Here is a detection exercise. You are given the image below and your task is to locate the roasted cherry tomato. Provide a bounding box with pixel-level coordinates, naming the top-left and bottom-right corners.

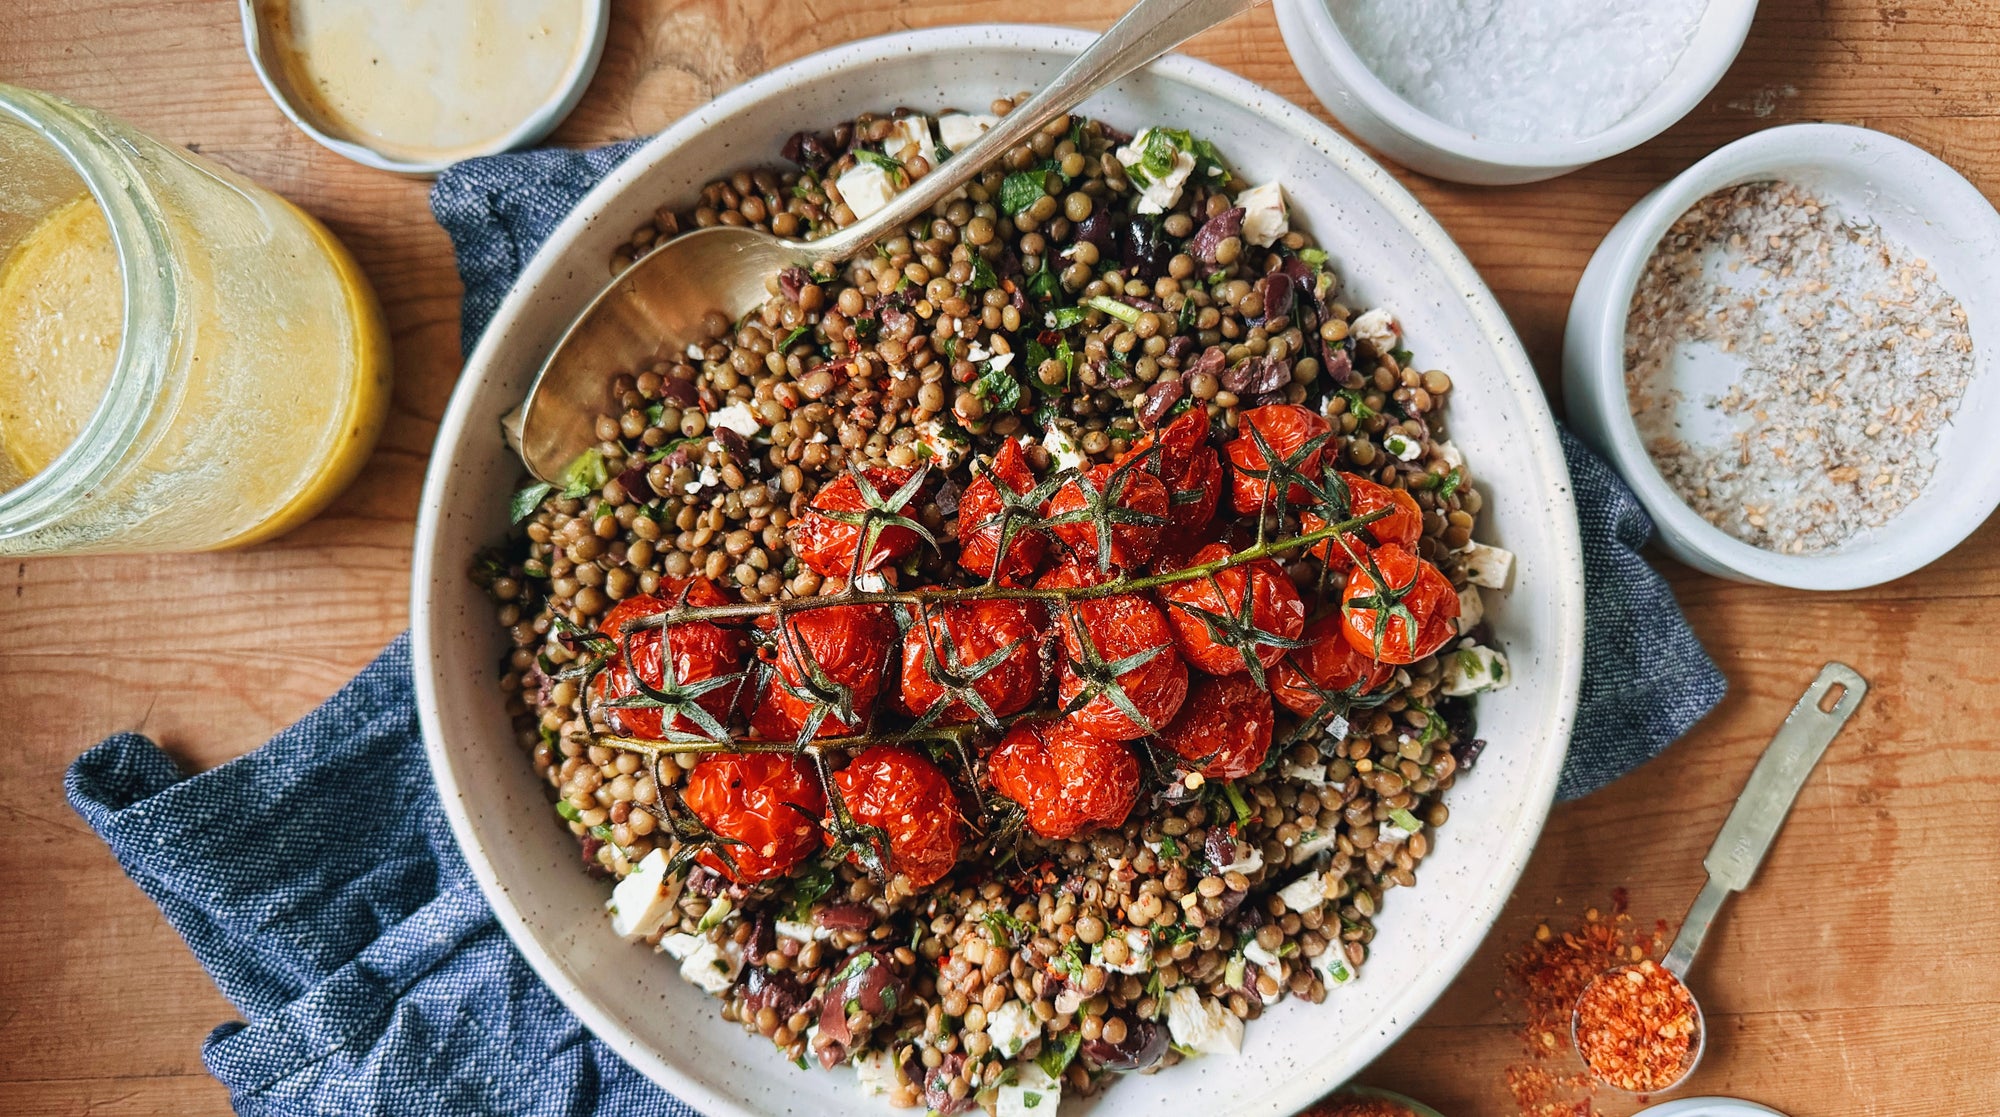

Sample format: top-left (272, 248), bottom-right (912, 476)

top-left (1116, 406), bottom-right (1220, 536)
top-left (1157, 673), bottom-right (1275, 780)
top-left (682, 751), bottom-right (826, 884)
top-left (1270, 613), bottom-right (1396, 717)
top-left (1224, 403), bottom-right (1332, 514)
top-left (828, 745), bottom-right (964, 887)
top-left (987, 718), bottom-right (1141, 840)
top-left (956, 438), bottom-right (1047, 583)
top-left (1156, 542), bottom-right (1307, 676)
top-left (1039, 562), bottom-right (1189, 742)
top-left (1301, 472), bottom-right (1424, 572)
top-left (589, 581), bottom-right (746, 739)
top-left (1340, 544), bottom-right (1460, 665)
top-left (750, 604), bottom-right (896, 739)
top-left (790, 465), bottom-right (928, 578)
top-left (900, 599), bottom-right (1045, 724)
top-left (1045, 461), bottom-right (1171, 573)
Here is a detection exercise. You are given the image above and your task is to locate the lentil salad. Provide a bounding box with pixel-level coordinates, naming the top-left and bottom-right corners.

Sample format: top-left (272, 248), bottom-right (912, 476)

top-left (475, 98), bottom-right (1518, 1113)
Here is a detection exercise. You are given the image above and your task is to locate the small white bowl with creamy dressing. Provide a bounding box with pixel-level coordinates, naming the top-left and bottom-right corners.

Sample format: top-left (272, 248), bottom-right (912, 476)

top-left (1563, 123), bottom-right (2000, 589)
top-left (241, 0), bottom-right (609, 176)
top-left (1273, 0), bottom-right (1758, 185)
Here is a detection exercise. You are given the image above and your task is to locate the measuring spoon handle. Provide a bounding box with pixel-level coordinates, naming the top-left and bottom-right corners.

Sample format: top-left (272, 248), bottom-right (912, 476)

top-left (1663, 662), bottom-right (1867, 976)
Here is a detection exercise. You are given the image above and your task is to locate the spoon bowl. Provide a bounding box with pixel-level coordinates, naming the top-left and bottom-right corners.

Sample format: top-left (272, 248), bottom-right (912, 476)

top-left (1571, 961), bottom-right (1707, 1095)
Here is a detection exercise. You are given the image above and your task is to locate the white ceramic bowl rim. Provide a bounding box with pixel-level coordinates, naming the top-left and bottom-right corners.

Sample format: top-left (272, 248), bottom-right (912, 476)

top-left (236, 0), bottom-right (610, 176)
top-left (413, 24), bottom-right (1585, 1116)
top-left (1574, 122), bottom-right (2000, 589)
top-left (1285, 0), bottom-right (1759, 167)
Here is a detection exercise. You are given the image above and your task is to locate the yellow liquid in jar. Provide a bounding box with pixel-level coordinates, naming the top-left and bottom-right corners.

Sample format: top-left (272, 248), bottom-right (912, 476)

top-left (0, 194), bottom-right (122, 485)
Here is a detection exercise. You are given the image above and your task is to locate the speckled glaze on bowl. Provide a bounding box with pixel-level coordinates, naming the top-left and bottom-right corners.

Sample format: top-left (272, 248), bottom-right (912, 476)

top-left (411, 25), bottom-right (1584, 1117)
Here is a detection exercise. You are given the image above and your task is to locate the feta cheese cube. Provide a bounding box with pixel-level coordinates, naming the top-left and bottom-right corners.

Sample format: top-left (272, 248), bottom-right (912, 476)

top-left (1277, 872), bottom-right (1327, 913)
top-left (917, 418), bottom-right (969, 469)
top-left (1457, 584), bottom-right (1485, 631)
top-left (1281, 761), bottom-right (1327, 785)
top-left (986, 999), bottom-right (1038, 1059)
top-left (1437, 440), bottom-right (1464, 469)
top-left (1042, 422), bottom-right (1086, 471)
top-left (1093, 927), bottom-right (1153, 975)
top-left (660, 932), bottom-right (702, 960)
top-left (937, 112), bottom-right (998, 154)
top-left (1114, 129), bottom-right (1196, 215)
top-left (1230, 845), bottom-right (1265, 876)
top-left (884, 115), bottom-right (935, 165)
top-left (1383, 431), bottom-right (1423, 461)
top-left (1236, 181), bottom-right (1289, 247)
top-left (1315, 944), bottom-right (1357, 988)
top-left (679, 936), bottom-right (744, 994)
top-left (1291, 828), bottom-right (1337, 865)
top-left (1459, 541), bottom-right (1515, 589)
top-left (853, 1048), bottom-right (899, 1097)
top-left (607, 848), bottom-right (682, 940)
top-left (707, 400), bottom-right (761, 437)
top-left (834, 161), bottom-right (897, 221)
top-left (1166, 987), bottom-right (1244, 1055)
top-left (1443, 643), bottom-right (1512, 696)
top-left (1351, 308), bottom-right (1399, 355)
top-left (995, 1063), bottom-right (1061, 1117)
top-left (986, 351), bottom-right (1015, 372)
top-left (1243, 939), bottom-right (1286, 996)
top-left (774, 920), bottom-right (816, 944)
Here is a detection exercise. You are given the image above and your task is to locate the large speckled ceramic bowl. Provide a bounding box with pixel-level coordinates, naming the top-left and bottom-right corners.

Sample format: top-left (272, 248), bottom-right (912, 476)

top-left (412, 25), bottom-right (1584, 1117)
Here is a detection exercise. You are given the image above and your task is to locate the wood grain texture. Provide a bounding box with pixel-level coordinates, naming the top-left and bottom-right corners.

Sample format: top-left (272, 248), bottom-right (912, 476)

top-left (3, 1), bottom-right (1997, 1114)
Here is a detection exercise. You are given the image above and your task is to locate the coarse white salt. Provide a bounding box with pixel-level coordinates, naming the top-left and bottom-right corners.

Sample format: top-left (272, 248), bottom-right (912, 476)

top-left (1332, 0), bottom-right (1711, 143)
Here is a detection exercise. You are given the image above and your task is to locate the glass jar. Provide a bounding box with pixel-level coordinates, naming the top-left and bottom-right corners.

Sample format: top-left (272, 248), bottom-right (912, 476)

top-left (0, 84), bottom-right (391, 555)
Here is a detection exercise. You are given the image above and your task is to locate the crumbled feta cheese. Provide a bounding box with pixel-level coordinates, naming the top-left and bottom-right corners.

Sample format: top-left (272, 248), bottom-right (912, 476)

top-left (1230, 845), bottom-right (1265, 876)
top-left (1437, 440), bottom-right (1464, 469)
top-left (995, 1063), bottom-right (1061, 1117)
top-left (1457, 584), bottom-right (1485, 631)
top-left (986, 351), bottom-right (1015, 372)
top-left (1114, 129), bottom-right (1197, 215)
top-left (660, 932), bottom-right (704, 961)
top-left (1093, 927), bottom-right (1153, 975)
top-left (1043, 423), bottom-right (1086, 471)
top-left (1281, 761), bottom-right (1327, 785)
top-left (917, 418), bottom-right (969, 469)
top-left (834, 161), bottom-right (897, 220)
top-left (1315, 944), bottom-right (1357, 987)
top-left (937, 113), bottom-right (998, 154)
top-left (1380, 821), bottom-right (1414, 843)
top-left (1243, 939), bottom-right (1286, 995)
top-left (1291, 828), bottom-right (1337, 865)
top-left (607, 848), bottom-right (680, 940)
top-left (986, 1000), bottom-right (1037, 1058)
top-left (1277, 872), bottom-right (1327, 913)
top-left (708, 401), bottom-right (761, 437)
top-left (685, 464), bottom-right (720, 494)
top-left (685, 343), bottom-right (706, 360)
top-left (1166, 987), bottom-right (1244, 1055)
top-left (884, 115), bottom-right (935, 165)
top-left (854, 1048), bottom-right (899, 1097)
top-left (1443, 643), bottom-right (1512, 696)
top-left (966, 343), bottom-right (991, 362)
top-left (1383, 432), bottom-right (1423, 461)
top-left (1459, 541), bottom-right (1515, 589)
top-left (1351, 308), bottom-right (1400, 354)
top-left (1236, 181), bottom-right (1288, 247)
top-left (775, 920), bottom-right (816, 944)
top-left (679, 936), bottom-right (744, 994)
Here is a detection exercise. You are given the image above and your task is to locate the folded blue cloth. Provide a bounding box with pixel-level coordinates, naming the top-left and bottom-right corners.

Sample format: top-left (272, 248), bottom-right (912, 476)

top-left (65, 139), bottom-right (1723, 1117)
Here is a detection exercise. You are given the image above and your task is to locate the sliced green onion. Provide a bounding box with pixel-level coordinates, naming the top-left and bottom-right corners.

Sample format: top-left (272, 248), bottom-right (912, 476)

top-left (554, 800), bottom-right (583, 823)
top-left (1388, 808), bottom-right (1423, 834)
top-left (696, 896), bottom-right (733, 932)
top-left (1082, 295), bottom-right (1143, 325)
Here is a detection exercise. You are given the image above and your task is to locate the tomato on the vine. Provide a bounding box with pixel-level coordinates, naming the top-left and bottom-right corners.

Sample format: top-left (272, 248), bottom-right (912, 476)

top-left (987, 718), bottom-right (1141, 840)
top-left (1040, 563), bottom-right (1189, 742)
top-left (750, 604), bottom-right (896, 739)
top-left (589, 581), bottom-right (746, 739)
top-left (956, 437), bottom-right (1047, 583)
top-left (681, 751), bottom-right (826, 884)
top-left (1045, 461), bottom-right (1171, 573)
top-left (1270, 613), bottom-right (1396, 717)
top-left (1116, 406), bottom-right (1220, 536)
top-left (790, 465), bottom-right (928, 578)
top-left (1340, 544), bottom-right (1460, 665)
top-left (1156, 542), bottom-right (1307, 676)
top-left (1157, 673), bottom-right (1275, 780)
top-left (1301, 472), bottom-right (1424, 572)
top-left (828, 745), bottom-right (964, 888)
top-left (899, 599), bottom-right (1045, 724)
top-left (1224, 403), bottom-right (1332, 514)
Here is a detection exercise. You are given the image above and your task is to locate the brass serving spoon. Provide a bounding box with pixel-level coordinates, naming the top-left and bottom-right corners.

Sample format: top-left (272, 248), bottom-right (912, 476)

top-left (512, 0), bottom-right (1268, 482)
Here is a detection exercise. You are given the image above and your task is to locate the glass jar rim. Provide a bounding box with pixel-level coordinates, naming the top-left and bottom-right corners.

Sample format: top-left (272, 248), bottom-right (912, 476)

top-left (0, 84), bottom-right (179, 538)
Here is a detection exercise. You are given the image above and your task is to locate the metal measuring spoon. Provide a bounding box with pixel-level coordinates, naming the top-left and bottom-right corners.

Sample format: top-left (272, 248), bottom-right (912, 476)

top-left (1572, 662), bottom-right (1868, 1094)
top-left (512, 0), bottom-right (1268, 482)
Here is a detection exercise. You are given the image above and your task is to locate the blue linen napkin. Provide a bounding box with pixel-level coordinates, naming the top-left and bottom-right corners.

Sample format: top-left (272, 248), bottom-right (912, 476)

top-left (63, 139), bottom-right (1723, 1117)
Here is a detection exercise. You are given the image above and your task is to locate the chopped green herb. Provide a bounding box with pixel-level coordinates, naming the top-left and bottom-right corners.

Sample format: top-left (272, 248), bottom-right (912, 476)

top-left (557, 448), bottom-right (609, 500)
top-left (783, 859), bottom-right (836, 921)
top-left (983, 908), bottom-right (1035, 945)
top-left (1390, 346), bottom-right (1414, 367)
top-left (1298, 246), bottom-right (1330, 268)
top-left (968, 254), bottom-right (1000, 292)
top-left (972, 360), bottom-right (1022, 411)
top-left (1417, 466), bottom-right (1464, 500)
top-left (554, 799), bottom-right (582, 823)
top-left (778, 324), bottom-right (812, 351)
top-left (1337, 389), bottom-right (1376, 420)
top-left (1157, 834), bottom-right (1182, 860)
top-left (1024, 265), bottom-right (1060, 302)
top-left (696, 896), bottom-right (733, 932)
top-left (644, 401), bottom-right (666, 425)
top-left (1278, 941), bottom-right (1298, 958)
top-left (1082, 294), bottom-right (1142, 325)
top-left (853, 148), bottom-right (903, 174)
top-left (509, 482), bottom-right (554, 524)
top-left (1046, 305), bottom-right (1088, 330)
top-left (1223, 781), bottom-right (1254, 825)
top-left (999, 170), bottom-right (1048, 215)
top-left (1035, 1029), bottom-right (1082, 1080)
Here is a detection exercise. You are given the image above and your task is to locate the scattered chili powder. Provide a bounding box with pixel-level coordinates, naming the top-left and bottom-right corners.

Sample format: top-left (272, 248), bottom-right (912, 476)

top-left (1496, 891), bottom-right (1670, 1117)
top-left (1573, 959), bottom-right (1700, 1092)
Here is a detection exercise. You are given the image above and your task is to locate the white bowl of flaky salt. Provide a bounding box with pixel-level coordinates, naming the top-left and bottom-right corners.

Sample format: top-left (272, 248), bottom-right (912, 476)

top-left (1564, 123), bottom-right (2000, 590)
top-left (1274, 0), bottom-right (1758, 185)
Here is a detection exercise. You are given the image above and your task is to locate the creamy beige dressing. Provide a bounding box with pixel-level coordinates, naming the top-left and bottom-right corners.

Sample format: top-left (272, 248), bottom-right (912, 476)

top-left (267, 0), bottom-right (588, 161)
top-left (0, 195), bottom-right (122, 484)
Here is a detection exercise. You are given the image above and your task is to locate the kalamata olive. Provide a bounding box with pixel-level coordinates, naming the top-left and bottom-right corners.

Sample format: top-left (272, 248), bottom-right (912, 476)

top-left (781, 129), bottom-right (838, 171)
top-left (1137, 377), bottom-right (1185, 428)
top-left (1073, 210), bottom-right (1113, 249)
top-left (1205, 826), bottom-right (1240, 871)
top-left (817, 947), bottom-right (906, 1057)
top-left (1258, 272), bottom-right (1296, 322)
top-left (659, 376), bottom-right (700, 408)
top-left (614, 462), bottom-right (656, 500)
top-left (742, 965), bottom-right (814, 1021)
top-left (1083, 1018), bottom-right (1169, 1071)
top-left (1165, 334), bottom-right (1196, 364)
top-left (1188, 207), bottom-right (1245, 263)
top-left (1116, 216), bottom-right (1172, 279)
top-left (777, 267), bottom-right (808, 302)
top-left (921, 1052), bottom-right (975, 1114)
top-left (1220, 352), bottom-right (1291, 396)
top-left (812, 902), bottom-right (876, 931)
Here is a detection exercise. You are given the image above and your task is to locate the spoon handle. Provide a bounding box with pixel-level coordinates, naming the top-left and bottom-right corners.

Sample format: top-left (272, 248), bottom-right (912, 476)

top-left (1663, 662), bottom-right (1867, 976)
top-left (806, 0), bottom-right (1268, 262)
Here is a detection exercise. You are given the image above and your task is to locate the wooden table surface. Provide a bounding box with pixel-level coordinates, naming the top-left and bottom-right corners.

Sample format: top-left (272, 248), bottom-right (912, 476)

top-left (4, 1), bottom-right (1997, 1114)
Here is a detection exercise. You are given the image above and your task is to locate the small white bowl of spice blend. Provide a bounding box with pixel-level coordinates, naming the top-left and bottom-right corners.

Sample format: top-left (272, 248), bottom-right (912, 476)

top-left (1274, 0), bottom-right (1758, 184)
top-left (1564, 123), bottom-right (2000, 589)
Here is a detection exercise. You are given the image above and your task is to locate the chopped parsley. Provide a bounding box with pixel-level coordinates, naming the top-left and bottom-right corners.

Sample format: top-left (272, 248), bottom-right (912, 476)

top-left (777, 324), bottom-right (813, 351)
top-left (853, 148), bottom-right (904, 175)
top-left (1337, 389), bottom-right (1376, 420)
top-left (509, 482), bottom-right (553, 524)
top-left (1046, 305), bottom-right (1089, 330)
top-left (557, 447), bottom-right (609, 499)
top-left (1417, 466), bottom-right (1464, 500)
top-left (983, 908), bottom-right (1036, 946)
top-left (968, 254), bottom-right (1000, 292)
top-left (1035, 1029), bottom-right (1082, 1080)
top-left (999, 169), bottom-right (1049, 215)
top-left (972, 359), bottom-right (1023, 411)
